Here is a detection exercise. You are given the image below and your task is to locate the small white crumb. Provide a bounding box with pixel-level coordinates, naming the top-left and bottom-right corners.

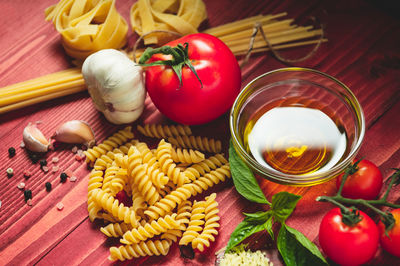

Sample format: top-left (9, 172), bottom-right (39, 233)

top-left (71, 146), bottom-right (78, 153)
top-left (52, 166), bottom-right (59, 173)
top-left (20, 141), bottom-right (25, 148)
top-left (52, 157), bottom-right (59, 163)
top-left (27, 199), bottom-right (33, 206)
top-left (56, 202), bottom-right (64, 210)
top-left (17, 182), bottom-right (25, 190)
top-left (69, 176), bottom-right (77, 182)
top-left (0, 199), bottom-right (2, 208)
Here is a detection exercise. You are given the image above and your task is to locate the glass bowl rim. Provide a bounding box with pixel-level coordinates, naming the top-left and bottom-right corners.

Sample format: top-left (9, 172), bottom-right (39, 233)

top-left (229, 67), bottom-right (366, 185)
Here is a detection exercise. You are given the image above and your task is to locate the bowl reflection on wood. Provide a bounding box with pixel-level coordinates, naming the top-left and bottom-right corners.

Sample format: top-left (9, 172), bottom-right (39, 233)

top-left (230, 67), bottom-right (365, 186)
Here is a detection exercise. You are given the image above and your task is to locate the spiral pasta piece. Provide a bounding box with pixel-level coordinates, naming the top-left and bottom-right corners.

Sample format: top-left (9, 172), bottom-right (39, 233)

top-left (144, 183), bottom-right (195, 220)
top-left (114, 153), bottom-right (129, 169)
top-left (171, 147), bottom-right (205, 164)
top-left (137, 124), bottom-right (192, 139)
top-left (102, 164), bottom-right (120, 193)
top-left (156, 139), bottom-right (189, 187)
top-left (110, 168), bottom-right (128, 195)
top-left (168, 135), bottom-right (222, 153)
top-left (45, 0), bottom-right (128, 60)
top-left (161, 200), bottom-right (192, 242)
top-left (146, 163), bottom-right (169, 189)
top-left (184, 154), bottom-right (228, 181)
top-left (93, 152), bottom-right (115, 171)
top-left (84, 126), bottom-right (134, 165)
top-left (179, 200), bottom-right (206, 246)
top-left (91, 188), bottom-right (138, 227)
top-left (121, 214), bottom-right (180, 244)
top-left (112, 139), bottom-right (139, 155)
top-left (134, 141), bottom-right (157, 166)
top-left (101, 222), bottom-right (133, 238)
top-left (88, 169), bottom-right (104, 221)
top-left (190, 164), bottom-right (231, 196)
top-left (131, 185), bottom-right (147, 217)
top-left (192, 193), bottom-right (220, 251)
top-left (109, 239), bottom-right (172, 261)
top-left (127, 146), bottom-right (160, 205)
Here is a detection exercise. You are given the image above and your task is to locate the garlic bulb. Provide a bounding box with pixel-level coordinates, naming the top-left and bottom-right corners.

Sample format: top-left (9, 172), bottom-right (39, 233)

top-left (82, 49), bottom-right (146, 124)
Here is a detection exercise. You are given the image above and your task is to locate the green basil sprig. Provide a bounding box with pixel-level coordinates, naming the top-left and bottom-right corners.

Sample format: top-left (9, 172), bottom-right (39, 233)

top-left (227, 140), bottom-right (328, 266)
top-left (229, 140), bottom-right (270, 204)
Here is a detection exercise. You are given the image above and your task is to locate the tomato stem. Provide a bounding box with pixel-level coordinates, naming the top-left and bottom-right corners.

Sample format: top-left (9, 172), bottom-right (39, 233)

top-left (317, 168), bottom-right (400, 230)
top-left (138, 43), bottom-right (203, 88)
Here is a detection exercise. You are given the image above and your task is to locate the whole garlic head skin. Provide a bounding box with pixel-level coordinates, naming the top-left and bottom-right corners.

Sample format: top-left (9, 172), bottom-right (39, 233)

top-left (82, 49), bottom-right (146, 124)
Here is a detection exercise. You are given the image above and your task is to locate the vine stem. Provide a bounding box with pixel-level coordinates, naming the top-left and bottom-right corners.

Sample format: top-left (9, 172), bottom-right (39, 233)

top-left (317, 195), bottom-right (400, 209)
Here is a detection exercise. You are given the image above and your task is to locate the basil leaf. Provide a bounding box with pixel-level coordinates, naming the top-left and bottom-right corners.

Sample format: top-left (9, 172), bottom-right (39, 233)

top-left (226, 211), bottom-right (271, 252)
top-left (243, 211), bottom-right (271, 223)
top-left (272, 192), bottom-right (301, 223)
top-left (277, 224), bottom-right (328, 266)
top-left (229, 140), bottom-right (270, 204)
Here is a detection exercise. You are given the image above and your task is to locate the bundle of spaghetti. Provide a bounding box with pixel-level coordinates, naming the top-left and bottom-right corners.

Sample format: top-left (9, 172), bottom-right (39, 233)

top-left (203, 12), bottom-right (327, 55)
top-left (0, 68), bottom-right (85, 115)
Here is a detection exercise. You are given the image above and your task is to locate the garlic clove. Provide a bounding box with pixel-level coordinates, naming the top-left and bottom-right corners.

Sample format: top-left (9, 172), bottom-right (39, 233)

top-left (23, 123), bottom-right (50, 153)
top-left (52, 120), bottom-right (96, 148)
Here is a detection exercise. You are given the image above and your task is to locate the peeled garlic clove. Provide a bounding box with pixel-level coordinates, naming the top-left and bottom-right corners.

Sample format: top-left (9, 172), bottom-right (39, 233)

top-left (23, 123), bottom-right (50, 153)
top-left (52, 120), bottom-right (96, 148)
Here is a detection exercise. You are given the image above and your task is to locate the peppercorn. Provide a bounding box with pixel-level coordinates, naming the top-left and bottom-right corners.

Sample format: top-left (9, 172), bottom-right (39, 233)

top-left (24, 189), bottom-right (32, 202)
top-left (60, 172), bottom-right (68, 183)
top-left (8, 147), bottom-right (16, 158)
top-left (6, 168), bottom-right (13, 178)
top-left (39, 159), bottom-right (47, 167)
top-left (45, 182), bottom-right (52, 192)
top-left (29, 153), bottom-right (39, 164)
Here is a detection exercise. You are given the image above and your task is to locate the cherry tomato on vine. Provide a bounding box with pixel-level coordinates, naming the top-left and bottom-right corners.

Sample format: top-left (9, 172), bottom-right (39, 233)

top-left (378, 208), bottom-right (400, 258)
top-left (336, 159), bottom-right (383, 200)
top-left (139, 33), bottom-right (241, 125)
top-left (319, 207), bottom-right (379, 266)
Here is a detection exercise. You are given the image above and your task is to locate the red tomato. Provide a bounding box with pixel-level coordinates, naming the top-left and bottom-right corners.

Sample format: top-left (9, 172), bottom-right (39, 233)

top-left (142, 33), bottom-right (241, 125)
top-left (378, 208), bottom-right (400, 258)
top-left (336, 159), bottom-right (383, 200)
top-left (319, 208), bottom-right (379, 266)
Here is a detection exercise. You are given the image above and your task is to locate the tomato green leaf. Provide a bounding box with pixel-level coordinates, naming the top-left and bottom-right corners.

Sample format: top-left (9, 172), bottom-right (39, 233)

top-left (277, 224), bottom-right (328, 266)
top-left (272, 192), bottom-right (302, 223)
top-left (226, 211), bottom-right (272, 252)
top-left (229, 140), bottom-right (270, 205)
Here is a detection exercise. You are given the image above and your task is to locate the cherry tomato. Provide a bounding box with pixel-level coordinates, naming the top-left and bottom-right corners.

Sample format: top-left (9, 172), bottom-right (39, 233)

top-left (336, 159), bottom-right (383, 200)
top-left (319, 207), bottom-right (379, 266)
top-left (378, 208), bottom-right (400, 258)
top-left (142, 33), bottom-right (241, 125)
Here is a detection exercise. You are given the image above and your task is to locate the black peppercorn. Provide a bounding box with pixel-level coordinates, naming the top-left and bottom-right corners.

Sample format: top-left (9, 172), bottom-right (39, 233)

top-left (45, 182), bottom-right (52, 192)
top-left (8, 147), bottom-right (16, 158)
top-left (29, 153), bottom-right (39, 164)
top-left (39, 159), bottom-right (47, 167)
top-left (24, 189), bottom-right (32, 202)
top-left (60, 172), bottom-right (68, 183)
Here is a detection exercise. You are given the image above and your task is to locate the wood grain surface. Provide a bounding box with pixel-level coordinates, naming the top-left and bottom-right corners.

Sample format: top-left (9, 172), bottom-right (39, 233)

top-left (0, 0), bottom-right (399, 265)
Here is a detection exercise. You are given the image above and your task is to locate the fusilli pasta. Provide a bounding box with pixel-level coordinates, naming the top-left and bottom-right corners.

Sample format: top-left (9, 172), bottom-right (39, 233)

top-left (138, 124), bottom-right (192, 139)
top-left (168, 135), bottom-right (222, 153)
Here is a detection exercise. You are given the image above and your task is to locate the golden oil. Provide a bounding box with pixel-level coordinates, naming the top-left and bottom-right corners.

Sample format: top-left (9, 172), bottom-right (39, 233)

top-left (243, 97), bottom-right (348, 175)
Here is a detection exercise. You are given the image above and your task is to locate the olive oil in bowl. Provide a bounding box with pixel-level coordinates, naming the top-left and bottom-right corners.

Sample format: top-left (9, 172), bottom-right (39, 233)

top-left (243, 98), bottom-right (348, 176)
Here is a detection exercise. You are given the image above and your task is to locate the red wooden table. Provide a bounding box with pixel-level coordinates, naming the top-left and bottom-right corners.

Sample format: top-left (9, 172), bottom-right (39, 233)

top-left (1, 0), bottom-right (400, 265)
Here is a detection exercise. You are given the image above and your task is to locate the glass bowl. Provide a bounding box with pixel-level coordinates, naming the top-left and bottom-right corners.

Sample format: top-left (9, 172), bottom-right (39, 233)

top-left (229, 67), bottom-right (365, 186)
